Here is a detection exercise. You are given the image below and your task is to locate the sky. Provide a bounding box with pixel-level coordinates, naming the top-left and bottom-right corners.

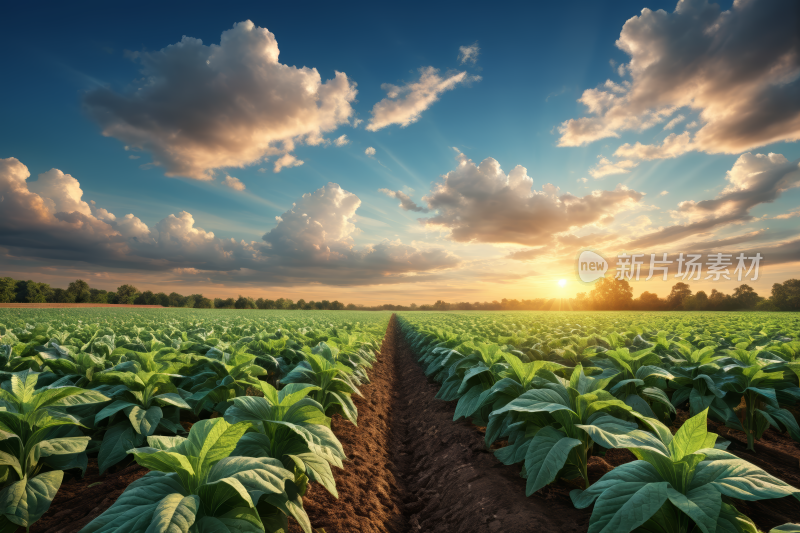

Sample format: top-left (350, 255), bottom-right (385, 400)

top-left (0, 0), bottom-right (798, 305)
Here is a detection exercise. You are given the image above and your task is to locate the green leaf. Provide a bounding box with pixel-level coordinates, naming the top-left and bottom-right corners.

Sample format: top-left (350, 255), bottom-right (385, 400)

top-left (37, 436), bottom-right (91, 457)
top-left (571, 460), bottom-right (661, 509)
top-left (153, 393), bottom-right (191, 409)
top-left (95, 400), bottom-right (136, 424)
top-left (127, 405), bottom-right (163, 436)
top-left (523, 426), bottom-right (581, 495)
top-left (81, 472), bottom-right (187, 533)
top-left (0, 470), bottom-right (63, 527)
top-left (144, 493), bottom-right (198, 533)
top-left (669, 408), bottom-right (711, 461)
top-left (666, 485), bottom-right (721, 533)
top-left (587, 481), bottom-right (670, 533)
top-left (691, 457), bottom-right (800, 501)
top-left (98, 422), bottom-right (139, 474)
top-left (287, 453), bottom-right (338, 498)
top-left (771, 525), bottom-right (800, 533)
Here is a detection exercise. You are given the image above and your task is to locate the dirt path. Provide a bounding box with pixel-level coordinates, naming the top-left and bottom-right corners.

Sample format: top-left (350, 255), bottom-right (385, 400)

top-left (388, 315), bottom-right (588, 533)
top-left (290, 319), bottom-right (406, 532)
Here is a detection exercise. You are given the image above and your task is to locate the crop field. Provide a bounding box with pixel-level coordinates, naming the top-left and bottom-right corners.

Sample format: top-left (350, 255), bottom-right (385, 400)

top-left (0, 308), bottom-right (799, 533)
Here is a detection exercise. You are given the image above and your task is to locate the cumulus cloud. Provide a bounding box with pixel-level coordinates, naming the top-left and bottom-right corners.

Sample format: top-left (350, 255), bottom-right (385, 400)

top-left (614, 131), bottom-right (694, 160)
top-left (223, 176), bottom-right (245, 191)
top-left (365, 146), bottom-right (376, 156)
top-left (273, 153), bottom-right (304, 173)
top-left (415, 151), bottom-right (644, 246)
top-left (334, 135), bottom-right (350, 147)
top-left (458, 42), bottom-right (480, 65)
top-left (84, 20), bottom-right (357, 180)
top-left (379, 188), bottom-right (429, 212)
top-left (626, 152), bottom-right (800, 248)
top-left (558, 0), bottom-right (800, 154)
top-left (0, 157), bottom-right (458, 286)
top-left (589, 156), bottom-right (638, 178)
top-left (659, 190), bottom-right (669, 196)
top-left (366, 67), bottom-right (480, 131)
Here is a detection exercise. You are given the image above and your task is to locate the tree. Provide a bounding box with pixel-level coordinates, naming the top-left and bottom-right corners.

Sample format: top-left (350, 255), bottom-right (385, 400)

top-left (0, 278), bottom-right (16, 303)
top-left (155, 292), bottom-right (170, 307)
top-left (235, 296), bottom-right (257, 309)
top-left (195, 297), bottom-right (214, 308)
top-left (116, 284), bottom-right (140, 305)
top-left (733, 284), bottom-right (760, 310)
top-left (67, 280), bottom-right (91, 303)
top-left (683, 290), bottom-right (709, 311)
top-left (756, 299), bottom-right (780, 311)
top-left (772, 279), bottom-right (800, 311)
top-left (90, 289), bottom-right (108, 304)
top-left (667, 282), bottom-right (692, 309)
top-left (708, 289), bottom-right (732, 310)
top-left (634, 291), bottom-right (663, 310)
top-left (168, 292), bottom-right (185, 307)
top-left (135, 290), bottom-right (157, 305)
top-left (23, 281), bottom-right (51, 303)
top-left (589, 277), bottom-right (633, 310)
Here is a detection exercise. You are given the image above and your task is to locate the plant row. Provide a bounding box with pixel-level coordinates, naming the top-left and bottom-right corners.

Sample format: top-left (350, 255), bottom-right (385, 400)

top-left (0, 309), bottom-right (391, 533)
top-left (396, 311), bottom-right (800, 533)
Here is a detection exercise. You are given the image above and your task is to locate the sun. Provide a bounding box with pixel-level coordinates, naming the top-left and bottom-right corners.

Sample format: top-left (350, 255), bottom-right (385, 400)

top-left (558, 279), bottom-right (567, 287)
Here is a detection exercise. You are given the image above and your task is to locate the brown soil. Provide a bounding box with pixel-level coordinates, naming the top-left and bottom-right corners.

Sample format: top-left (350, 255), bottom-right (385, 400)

top-left (288, 317), bottom-right (405, 533)
top-left (29, 459), bottom-right (148, 533)
top-left (389, 315), bottom-right (590, 533)
top-left (0, 303), bottom-right (164, 308)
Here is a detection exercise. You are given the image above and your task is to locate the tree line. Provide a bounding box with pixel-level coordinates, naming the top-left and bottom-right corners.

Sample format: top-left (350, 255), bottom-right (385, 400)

top-left (0, 278), bottom-right (349, 310)
top-left (1, 276), bottom-right (798, 311)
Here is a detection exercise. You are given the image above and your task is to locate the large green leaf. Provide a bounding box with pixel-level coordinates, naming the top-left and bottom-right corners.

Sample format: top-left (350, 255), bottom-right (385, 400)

top-left (98, 422), bottom-right (139, 474)
top-left (666, 485), bottom-right (721, 533)
top-left (588, 481), bottom-right (670, 533)
top-left (81, 472), bottom-right (187, 533)
top-left (145, 493), bottom-right (199, 533)
top-left (523, 426), bottom-right (581, 496)
top-left (127, 405), bottom-right (163, 437)
top-left (0, 470), bottom-right (63, 527)
top-left (691, 458), bottom-right (800, 501)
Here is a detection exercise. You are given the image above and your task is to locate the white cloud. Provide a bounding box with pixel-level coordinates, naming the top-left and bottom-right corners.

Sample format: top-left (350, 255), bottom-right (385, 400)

top-left (659, 190), bottom-right (669, 196)
top-left (28, 169), bottom-right (93, 217)
top-left (774, 209), bottom-right (800, 220)
top-left (557, 0), bottom-right (800, 155)
top-left (416, 150), bottom-right (645, 246)
top-left (589, 156), bottom-right (638, 178)
top-left (334, 135), bottom-right (350, 146)
top-left (379, 188), bottom-right (428, 212)
top-left (84, 20), bottom-right (357, 180)
top-left (223, 176), bottom-right (245, 191)
top-left (0, 157), bottom-right (458, 286)
top-left (458, 42), bottom-right (480, 65)
top-left (257, 168), bottom-right (267, 173)
top-left (663, 114), bottom-right (686, 131)
top-left (365, 146), bottom-right (376, 156)
top-left (614, 131), bottom-right (694, 160)
top-left (273, 153), bottom-right (304, 173)
top-left (626, 152), bottom-right (800, 248)
top-left (366, 67), bottom-right (480, 131)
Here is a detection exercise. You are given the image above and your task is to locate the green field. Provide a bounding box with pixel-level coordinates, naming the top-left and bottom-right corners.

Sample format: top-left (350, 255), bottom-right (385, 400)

top-left (1, 308), bottom-right (799, 533)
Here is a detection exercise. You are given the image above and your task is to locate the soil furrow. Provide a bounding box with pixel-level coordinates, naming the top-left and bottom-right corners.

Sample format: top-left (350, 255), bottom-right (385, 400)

top-left (388, 314), bottom-right (588, 533)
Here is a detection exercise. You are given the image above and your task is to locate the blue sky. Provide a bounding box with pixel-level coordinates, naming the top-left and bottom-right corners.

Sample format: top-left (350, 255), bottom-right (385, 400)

top-left (1, 0), bottom-right (798, 304)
